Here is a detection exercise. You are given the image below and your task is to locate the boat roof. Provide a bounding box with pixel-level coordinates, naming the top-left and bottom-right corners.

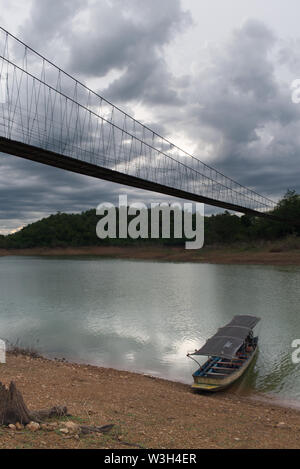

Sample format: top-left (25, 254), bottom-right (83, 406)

top-left (227, 315), bottom-right (260, 329)
top-left (189, 315), bottom-right (261, 360)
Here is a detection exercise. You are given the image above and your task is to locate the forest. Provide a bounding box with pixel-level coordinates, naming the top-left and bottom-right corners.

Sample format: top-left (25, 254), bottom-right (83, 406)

top-left (0, 190), bottom-right (299, 249)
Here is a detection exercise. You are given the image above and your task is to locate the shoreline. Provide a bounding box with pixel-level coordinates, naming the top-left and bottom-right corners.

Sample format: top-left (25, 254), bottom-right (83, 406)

top-left (1, 352), bottom-right (300, 448)
top-left (1, 244), bottom-right (300, 265)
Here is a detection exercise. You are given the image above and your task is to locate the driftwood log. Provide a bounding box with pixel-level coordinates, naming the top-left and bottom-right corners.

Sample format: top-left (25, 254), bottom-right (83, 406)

top-left (0, 381), bottom-right (117, 438)
top-left (0, 381), bottom-right (68, 426)
top-left (79, 424), bottom-right (115, 435)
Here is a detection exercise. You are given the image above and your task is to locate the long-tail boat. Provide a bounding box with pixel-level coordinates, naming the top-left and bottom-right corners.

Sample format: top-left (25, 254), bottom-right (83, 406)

top-left (187, 315), bottom-right (260, 392)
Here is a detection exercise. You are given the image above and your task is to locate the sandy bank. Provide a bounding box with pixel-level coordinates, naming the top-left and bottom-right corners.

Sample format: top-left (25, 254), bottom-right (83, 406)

top-left (0, 353), bottom-right (300, 449)
top-left (1, 245), bottom-right (300, 265)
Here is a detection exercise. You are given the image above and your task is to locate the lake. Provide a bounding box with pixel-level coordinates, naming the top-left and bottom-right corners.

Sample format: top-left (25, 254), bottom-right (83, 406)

top-left (0, 256), bottom-right (300, 404)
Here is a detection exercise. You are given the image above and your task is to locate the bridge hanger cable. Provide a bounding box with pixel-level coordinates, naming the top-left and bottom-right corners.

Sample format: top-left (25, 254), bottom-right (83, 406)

top-left (0, 26), bottom-right (276, 206)
top-left (0, 52), bottom-right (268, 209)
top-left (0, 26), bottom-right (278, 215)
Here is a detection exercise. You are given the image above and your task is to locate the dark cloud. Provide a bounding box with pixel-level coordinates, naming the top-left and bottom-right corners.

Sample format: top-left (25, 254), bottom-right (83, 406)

top-left (172, 19), bottom-right (300, 199)
top-left (67, 0), bottom-right (191, 105)
top-left (18, 0), bottom-right (191, 106)
top-left (0, 152), bottom-right (118, 232)
top-left (0, 152), bottom-right (180, 233)
top-left (19, 0), bottom-right (84, 56)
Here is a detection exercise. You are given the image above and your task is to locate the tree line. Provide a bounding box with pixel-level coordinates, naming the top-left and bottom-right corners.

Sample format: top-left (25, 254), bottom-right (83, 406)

top-left (0, 190), bottom-right (299, 249)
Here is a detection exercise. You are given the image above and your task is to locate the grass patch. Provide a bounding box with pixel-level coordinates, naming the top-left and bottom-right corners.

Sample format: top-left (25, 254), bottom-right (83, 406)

top-left (5, 338), bottom-right (42, 358)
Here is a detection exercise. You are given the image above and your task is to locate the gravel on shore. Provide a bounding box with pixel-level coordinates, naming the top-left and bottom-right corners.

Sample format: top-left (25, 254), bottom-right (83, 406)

top-left (0, 353), bottom-right (300, 449)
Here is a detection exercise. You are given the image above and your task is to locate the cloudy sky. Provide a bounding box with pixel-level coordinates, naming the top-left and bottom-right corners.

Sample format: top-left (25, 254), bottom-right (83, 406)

top-left (1, 0), bottom-right (300, 233)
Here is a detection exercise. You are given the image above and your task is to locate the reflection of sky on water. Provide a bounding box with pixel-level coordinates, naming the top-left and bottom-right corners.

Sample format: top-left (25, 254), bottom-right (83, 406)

top-left (0, 257), bottom-right (300, 398)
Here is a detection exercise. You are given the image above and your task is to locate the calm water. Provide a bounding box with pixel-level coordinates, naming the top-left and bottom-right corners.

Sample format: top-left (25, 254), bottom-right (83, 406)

top-left (0, 256), bottom-right (300, 403)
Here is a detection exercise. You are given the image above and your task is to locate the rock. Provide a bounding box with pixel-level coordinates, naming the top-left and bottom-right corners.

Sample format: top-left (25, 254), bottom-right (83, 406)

top-left (15, 422), bottom-right (24, 431)
top-left (59, 428), bottom-right (69, 434)
top-left (276, 422), bottom-right (286, 428)
top-left (26, 421), bottom-right (40, 432)
top-left (8, 424), bottom-right (16, 430)
top-left (41, 423), bottom-right (50, 431)
top-left (63, 421), bottom-right (79, 433)
top-left (47, 422), bottom-right (58, 429)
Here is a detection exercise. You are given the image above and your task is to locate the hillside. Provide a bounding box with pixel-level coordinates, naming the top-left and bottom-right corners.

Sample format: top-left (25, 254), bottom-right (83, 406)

top-left (0, 190), bottom-right (299, 250)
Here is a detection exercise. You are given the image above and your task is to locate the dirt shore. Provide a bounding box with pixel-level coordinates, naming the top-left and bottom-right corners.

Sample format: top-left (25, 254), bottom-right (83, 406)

top-left (0, 353), bottom-right (300, 449)
top-left (1, 245), bottom-right (300, 265)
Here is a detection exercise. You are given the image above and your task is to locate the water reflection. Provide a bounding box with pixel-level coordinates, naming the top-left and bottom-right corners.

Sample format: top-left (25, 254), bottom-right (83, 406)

top-left (0, 257), bottom-right (300, 400)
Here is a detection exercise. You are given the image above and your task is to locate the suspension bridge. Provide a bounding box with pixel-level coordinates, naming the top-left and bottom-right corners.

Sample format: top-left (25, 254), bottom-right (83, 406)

top-left (0, 27), bottom-right (278, 219)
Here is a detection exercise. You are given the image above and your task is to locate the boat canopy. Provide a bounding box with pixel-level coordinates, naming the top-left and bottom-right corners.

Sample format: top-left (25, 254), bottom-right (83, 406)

top-left (189, 315), bottom-right (261, 360)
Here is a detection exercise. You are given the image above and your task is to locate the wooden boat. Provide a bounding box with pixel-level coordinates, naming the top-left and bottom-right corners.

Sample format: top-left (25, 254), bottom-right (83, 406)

top-left (187, 315), bottom-right (260, 392)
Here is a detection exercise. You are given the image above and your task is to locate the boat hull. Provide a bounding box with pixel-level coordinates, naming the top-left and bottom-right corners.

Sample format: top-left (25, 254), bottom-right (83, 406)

top-left (191, 346), bottom-right (258, 392)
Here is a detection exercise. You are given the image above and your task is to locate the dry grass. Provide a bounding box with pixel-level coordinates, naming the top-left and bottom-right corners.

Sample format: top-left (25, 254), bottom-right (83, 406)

top-left (5, 340), bottom-right (42, 359)
top-left (1, 240), bottom-right (300, 265)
